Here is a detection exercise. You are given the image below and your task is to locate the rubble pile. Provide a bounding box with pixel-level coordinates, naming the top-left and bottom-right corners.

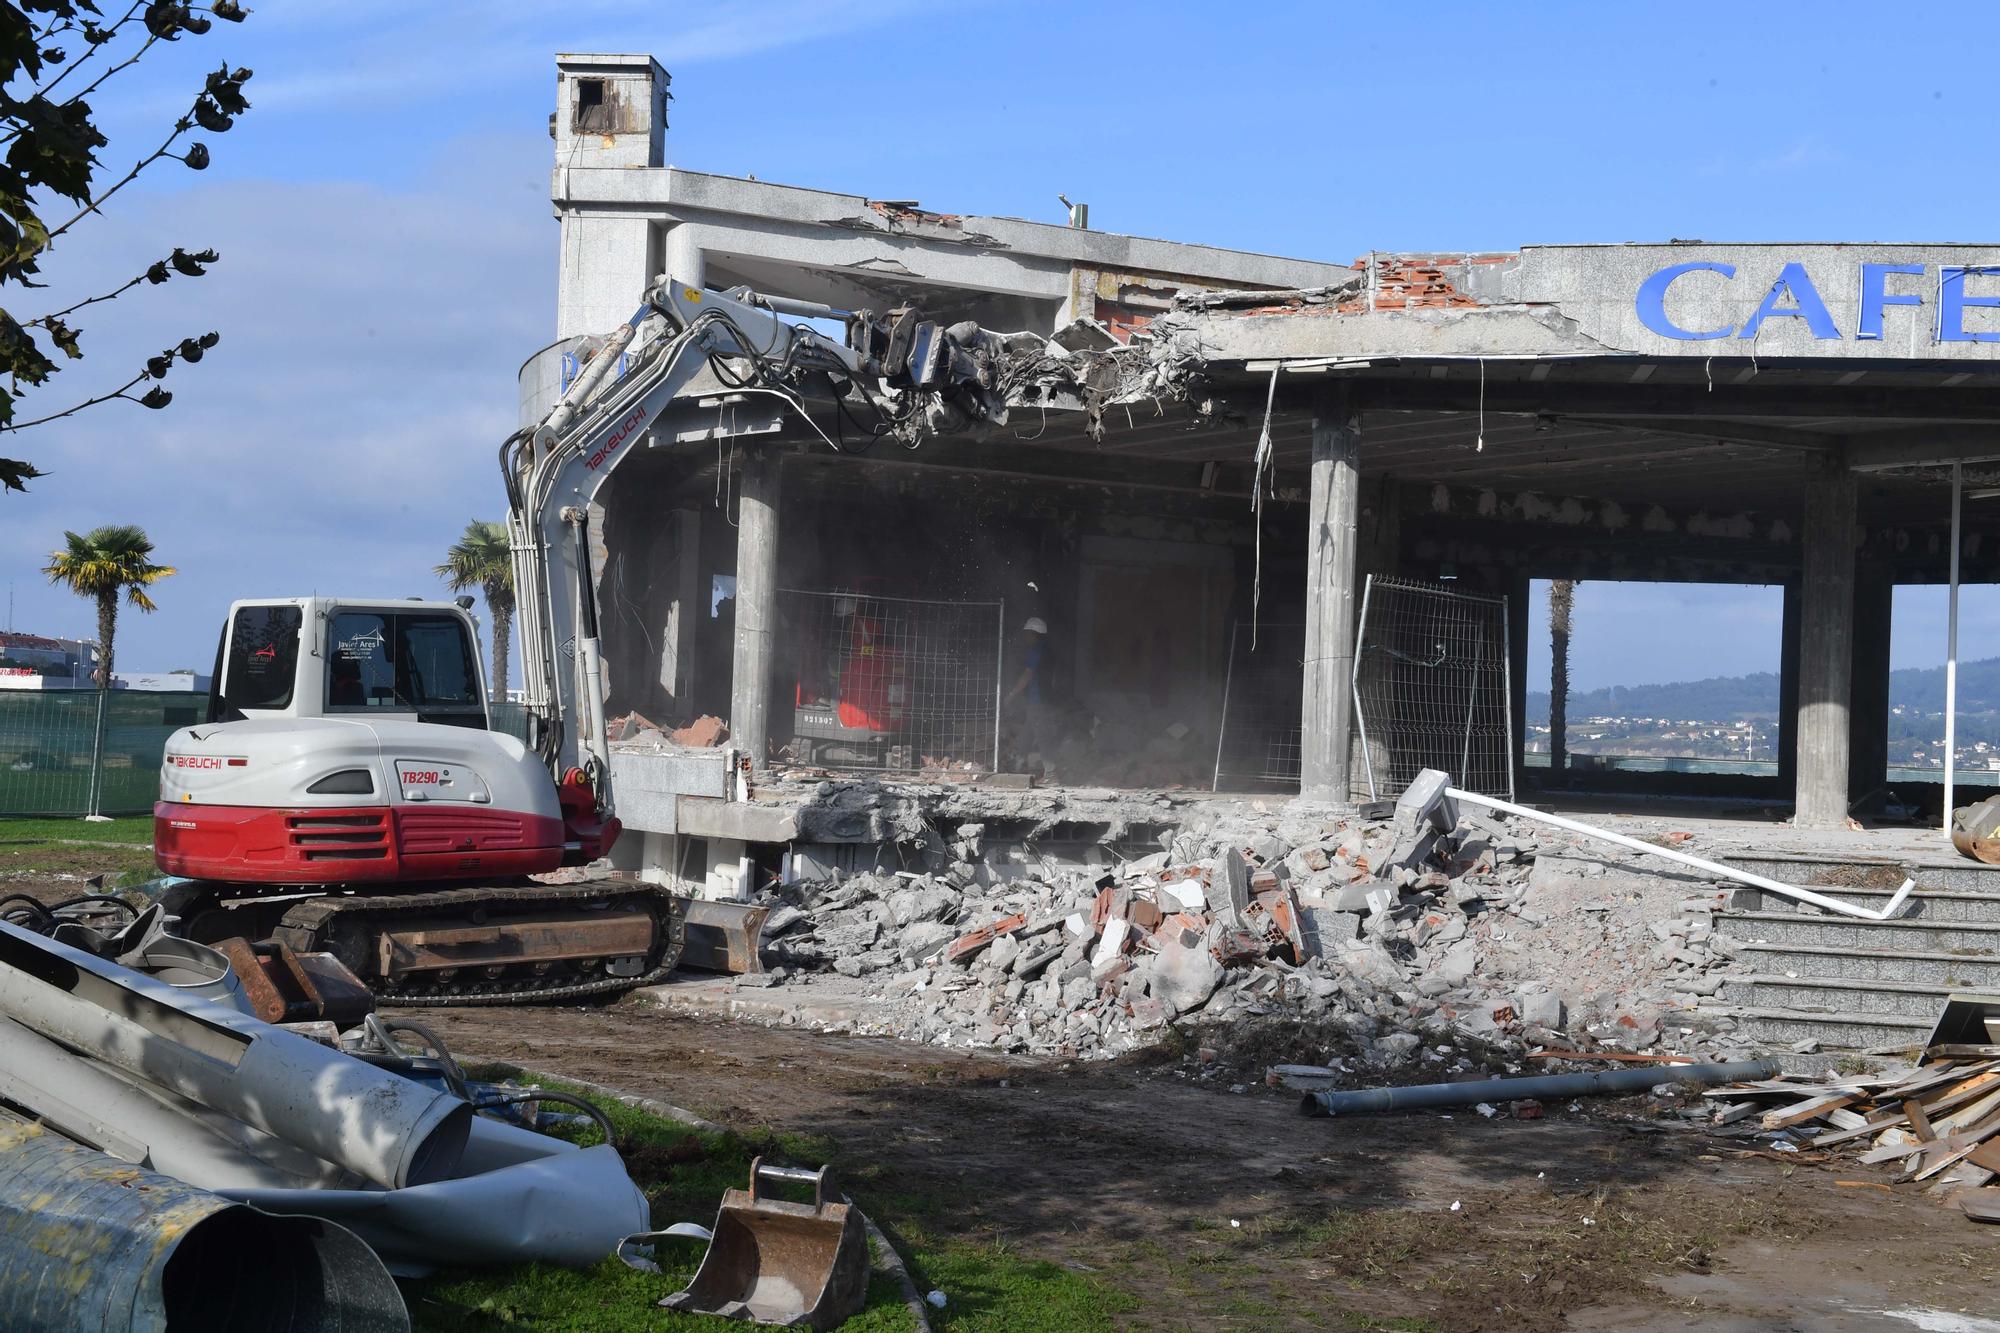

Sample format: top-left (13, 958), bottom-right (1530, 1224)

top-left (745, 798), bottom-right (1758, 1064)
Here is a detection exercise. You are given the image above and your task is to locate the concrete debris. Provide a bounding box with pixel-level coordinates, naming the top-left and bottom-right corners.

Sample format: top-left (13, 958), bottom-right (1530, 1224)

top-left (736, 796), bottom-right (1763, 1064)
top-left (608, 711), bottom-right (729, 749)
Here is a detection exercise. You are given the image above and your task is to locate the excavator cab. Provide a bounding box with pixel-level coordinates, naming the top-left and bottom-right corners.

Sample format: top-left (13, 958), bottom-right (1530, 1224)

top-left (203, 599), bottom-right (487, 729)
top-left (148, 598), bottom-right (671, 1006)
top-left (155, 598), bottom-right (606, 886)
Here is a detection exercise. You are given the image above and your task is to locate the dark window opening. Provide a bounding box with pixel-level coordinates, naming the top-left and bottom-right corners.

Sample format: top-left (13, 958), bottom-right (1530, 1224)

top-left (210, 605), bottom-right (302, 722)
top-left (327, 611), bottom-right (483, 724)
top-left (573, 77), bottom-right (611, 134)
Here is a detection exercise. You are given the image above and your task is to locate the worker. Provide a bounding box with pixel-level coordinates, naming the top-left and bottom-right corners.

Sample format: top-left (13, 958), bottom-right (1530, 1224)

top-left (1006, 616), bottom-right (1051, 762)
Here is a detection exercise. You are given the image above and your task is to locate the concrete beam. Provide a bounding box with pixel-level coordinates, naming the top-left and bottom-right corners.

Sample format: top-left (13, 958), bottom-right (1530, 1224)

top-left (677, 796), bottom-right (798, 843)
top-left (1345, 379), bottom-right (2000, 424)
top-left (1794, 457), bottom-right (1858, 827)
top-left (1301, 387), bottom-right (1361, 801)
top-left (729, 446), bottom-right (783, 768)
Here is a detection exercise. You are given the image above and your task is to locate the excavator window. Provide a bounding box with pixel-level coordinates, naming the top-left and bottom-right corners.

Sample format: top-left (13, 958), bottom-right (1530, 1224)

top-left (209, 605), bottom-right (302, 722)
top-left (326, 611), bottom-right (484, 725)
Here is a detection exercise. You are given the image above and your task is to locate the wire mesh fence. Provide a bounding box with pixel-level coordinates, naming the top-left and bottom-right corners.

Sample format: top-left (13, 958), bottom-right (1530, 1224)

top-left (1212, 621), bottom-right (1305, 792)
top-left (779, 588), bottom-right (1003, 774)
top-left (1352, 576), bottom-right (1515, 801)
top-left (0, 690), bottom-right (208, 817)
top-left (1, 692), bottom-right (539, 819)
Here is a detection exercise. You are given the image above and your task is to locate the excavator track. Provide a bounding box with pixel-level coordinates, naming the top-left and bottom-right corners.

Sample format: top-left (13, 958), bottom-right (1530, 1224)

top-left (267, 878), bottom-right (686, 1007)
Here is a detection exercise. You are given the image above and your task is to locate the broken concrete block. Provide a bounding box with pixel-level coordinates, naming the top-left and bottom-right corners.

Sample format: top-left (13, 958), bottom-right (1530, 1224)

top-left (988, 931), bottom-right (1022, 974)
top-left (1150, 936), bottom-right (1224, 1015)
top-left (1433, 940), bottom-right (1479, 989)
top-left (669, 714), bottom-right (730, 748)
top-left (1212, 852), bottom-right (1251, 926)
top-left (1332, 883), bottom-right (1374, 913)
top-left (1307, 907), bottom-right (1361, 949)
top-left (1522, 992), bottom-right (1565, 1029)
top-left (1091, 918), bottom-right (1131, 973)
top-left (898, 920), bottom-right (955, 961)
top-left (890, 885), bottom-right (957, 928)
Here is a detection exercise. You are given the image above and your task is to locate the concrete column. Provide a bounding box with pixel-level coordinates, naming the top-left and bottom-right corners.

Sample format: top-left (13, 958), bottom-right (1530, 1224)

top-left (1848, 564), bottom-right (1893, 811)
top-left (1777, 576), bottom-right (1801, 792)
top-left (729, 447), bottom-right (783, 768)
top-left (1301, 387), bottom-right (1361, 802)
top-left (664, 224), bottom-right (707, 290)
top-left (1794, 457), bottom-right (1858, 827)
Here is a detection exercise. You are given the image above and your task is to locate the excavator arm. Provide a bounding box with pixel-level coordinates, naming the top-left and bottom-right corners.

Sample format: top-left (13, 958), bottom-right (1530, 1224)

top-left (501, 279), bottom-right (1009, 824)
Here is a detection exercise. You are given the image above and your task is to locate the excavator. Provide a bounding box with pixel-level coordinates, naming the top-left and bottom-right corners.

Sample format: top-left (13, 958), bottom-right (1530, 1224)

top-left (150, 281), bottom-right (1014, 1004)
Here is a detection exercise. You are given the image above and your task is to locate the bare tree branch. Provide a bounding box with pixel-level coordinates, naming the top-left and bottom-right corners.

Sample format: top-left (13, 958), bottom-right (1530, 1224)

top-left (29, 3), bottom-right (148, 105)
top-left (0, 367), bottom-right (152, 431)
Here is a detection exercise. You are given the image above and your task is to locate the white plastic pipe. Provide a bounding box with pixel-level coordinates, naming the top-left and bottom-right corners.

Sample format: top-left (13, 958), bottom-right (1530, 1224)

top-left (1445, 787), bottom-right (1916, 922)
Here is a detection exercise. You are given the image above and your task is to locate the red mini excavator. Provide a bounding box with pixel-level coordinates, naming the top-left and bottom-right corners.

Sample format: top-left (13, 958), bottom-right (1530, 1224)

top-left (153, 280), bottom-right (1011, 1004)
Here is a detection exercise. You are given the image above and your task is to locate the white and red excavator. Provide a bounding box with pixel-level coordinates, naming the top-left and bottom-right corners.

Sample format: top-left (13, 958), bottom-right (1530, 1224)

top-left (149, 280), bottom-right (1014, 1004)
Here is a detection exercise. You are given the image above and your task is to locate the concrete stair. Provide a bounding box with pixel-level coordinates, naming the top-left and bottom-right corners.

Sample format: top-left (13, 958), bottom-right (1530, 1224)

top-left (1703, 850), bottom-right (2000, 1054)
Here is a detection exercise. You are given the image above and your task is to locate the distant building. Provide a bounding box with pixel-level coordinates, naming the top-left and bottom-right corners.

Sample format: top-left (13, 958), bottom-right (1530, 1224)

top-left (114, 672), bottom-right (211, 692)
top-left (0, 631), bottom-right (95, 688)
top-left (0, 633), bottom-right (208, 692)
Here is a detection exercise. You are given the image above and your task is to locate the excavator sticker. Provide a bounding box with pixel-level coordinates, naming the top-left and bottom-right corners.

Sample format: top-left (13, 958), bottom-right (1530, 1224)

top-left (585, 404), bottom-right (649, 471)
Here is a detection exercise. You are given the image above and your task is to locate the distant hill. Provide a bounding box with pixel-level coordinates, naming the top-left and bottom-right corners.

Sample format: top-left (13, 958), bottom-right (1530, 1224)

top-left (1527, 656), bottom-right (2000, 725)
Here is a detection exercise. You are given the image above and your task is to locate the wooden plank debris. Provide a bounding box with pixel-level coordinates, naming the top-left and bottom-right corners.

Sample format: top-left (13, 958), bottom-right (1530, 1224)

top-left (1708, 1028), bottom-right (2000, 1228)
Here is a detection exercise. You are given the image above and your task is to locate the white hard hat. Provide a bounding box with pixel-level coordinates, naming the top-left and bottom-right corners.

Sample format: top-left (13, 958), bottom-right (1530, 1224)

top-left (1022, 617), bottom-right (1048, 634)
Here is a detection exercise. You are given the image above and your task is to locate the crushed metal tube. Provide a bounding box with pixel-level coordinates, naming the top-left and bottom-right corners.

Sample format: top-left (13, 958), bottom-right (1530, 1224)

top-left (0, 1108), bottom-right (408, 1333)
top-left (0, 916), bottom-right (651, 1277)
top-left (0, 920), bottom-right (473, 1190)
top-left (221, 1116), bottom-right (651, 1273)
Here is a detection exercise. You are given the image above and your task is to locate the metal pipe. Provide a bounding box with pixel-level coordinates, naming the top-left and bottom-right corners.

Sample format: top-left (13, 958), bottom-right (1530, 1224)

top-left (0, 921), bottom-right (470, 1190)
top-left (1946, 460), bottom-right (1963, 830)
top-left (1445, 785), bottom-right (1916, 922)
top-left (0, 1109), bottom-right (408, 1332)
top-left (0, 1017), bottom-right (355, 1192)
top-left (1300, 1058), bottom-right (1779, 1117)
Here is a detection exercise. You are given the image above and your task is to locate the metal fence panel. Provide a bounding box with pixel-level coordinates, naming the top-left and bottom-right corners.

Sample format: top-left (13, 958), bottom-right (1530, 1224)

top-left (1352, 576), bottom-right (1514, 801)
top-left (0, 690), bottom-right (206, 817)
top-left (780, 588), bottom-right (1003, 774)
top-left (3, 692), bottom-right (538, 819)
top-left (1212, 621), bottom-right (1305, 792)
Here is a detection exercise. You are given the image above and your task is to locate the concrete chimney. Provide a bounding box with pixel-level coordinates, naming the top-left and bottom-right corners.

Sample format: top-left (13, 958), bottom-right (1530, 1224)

top-left (553, 53), bottom-right (669, 169)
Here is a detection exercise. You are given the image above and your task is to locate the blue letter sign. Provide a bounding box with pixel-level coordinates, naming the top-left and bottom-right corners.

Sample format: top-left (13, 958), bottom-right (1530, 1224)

top-left (1857, 263), bottom-right (1924, 340)
top-left (1634, 262), bottom-right (1736, 340)
top-left (1736, 262), bottom-right (1840, 341)
top-left (1939, 267), bottom-right (2000, 343)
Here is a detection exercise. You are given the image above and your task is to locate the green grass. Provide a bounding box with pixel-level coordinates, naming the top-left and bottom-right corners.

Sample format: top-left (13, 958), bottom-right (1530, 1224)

top-left (0, 814), bottom-right (155, 845)
top-left (407, 1076), bottom-right (1129, 1333)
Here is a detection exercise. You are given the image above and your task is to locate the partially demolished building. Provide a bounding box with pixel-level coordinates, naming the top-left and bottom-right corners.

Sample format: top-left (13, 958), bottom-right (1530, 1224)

top-left (534, 54), bottom-right (2000, 892)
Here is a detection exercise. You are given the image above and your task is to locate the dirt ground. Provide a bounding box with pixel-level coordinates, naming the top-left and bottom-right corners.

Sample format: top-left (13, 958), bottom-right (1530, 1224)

top-left (13, 835), bottom-right (1999, 1330)
top-left (409, 1001), bottom-right (2000, 1333)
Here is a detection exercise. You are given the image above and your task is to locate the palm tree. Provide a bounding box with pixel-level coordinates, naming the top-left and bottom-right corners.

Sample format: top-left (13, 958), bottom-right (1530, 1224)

top-left (1548, 579), bottom-right (1575, 778)
top-left (436, 520), bottom-right (516, 700)
top-left (42, 525), bottom-right (176, 687)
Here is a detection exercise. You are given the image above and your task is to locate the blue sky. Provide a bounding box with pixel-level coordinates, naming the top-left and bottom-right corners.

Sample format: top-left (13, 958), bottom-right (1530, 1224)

top-left (5, 0), bottom-right (2000, 685)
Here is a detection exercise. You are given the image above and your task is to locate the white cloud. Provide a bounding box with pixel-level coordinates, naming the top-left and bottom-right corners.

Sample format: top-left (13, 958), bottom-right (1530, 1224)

top-left (3, 133), bottom-right (550, 670)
